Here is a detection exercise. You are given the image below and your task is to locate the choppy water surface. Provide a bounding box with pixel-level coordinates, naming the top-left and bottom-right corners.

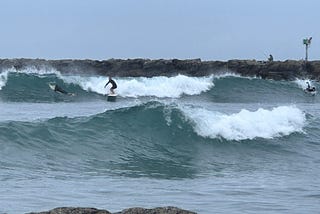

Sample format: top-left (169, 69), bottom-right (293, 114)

top-left (0, 68), bottom-right (319, 213)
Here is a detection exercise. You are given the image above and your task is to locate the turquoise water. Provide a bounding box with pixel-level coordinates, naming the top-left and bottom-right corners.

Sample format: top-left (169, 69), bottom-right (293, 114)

top-left (0, 70), bottom-right (320, 213)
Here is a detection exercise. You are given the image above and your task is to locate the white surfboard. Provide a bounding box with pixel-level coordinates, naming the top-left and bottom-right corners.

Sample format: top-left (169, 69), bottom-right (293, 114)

top-left (48, 83), bottom-right (56, 91)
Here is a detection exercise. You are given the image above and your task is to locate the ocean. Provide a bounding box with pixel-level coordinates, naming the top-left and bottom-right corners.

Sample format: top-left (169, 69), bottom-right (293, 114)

top-left (0, 68), bottom-right (319, 214)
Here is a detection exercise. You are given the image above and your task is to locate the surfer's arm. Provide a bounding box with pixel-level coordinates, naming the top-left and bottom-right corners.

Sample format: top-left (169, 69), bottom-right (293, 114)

top-left (104, 81), bottom-right (110, 88)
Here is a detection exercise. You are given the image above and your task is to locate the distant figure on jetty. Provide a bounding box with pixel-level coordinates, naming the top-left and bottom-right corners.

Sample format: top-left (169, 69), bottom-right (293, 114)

top-left (268, 54), bottom-right (273, 62)
top-left (104, 76), bottom-right (117, 94)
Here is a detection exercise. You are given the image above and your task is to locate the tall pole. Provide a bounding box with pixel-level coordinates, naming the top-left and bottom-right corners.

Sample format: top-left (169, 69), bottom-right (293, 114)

top-left (305, 43), bottom-right (308, 62)
top-left (303, 37), bottom-right (312, 63)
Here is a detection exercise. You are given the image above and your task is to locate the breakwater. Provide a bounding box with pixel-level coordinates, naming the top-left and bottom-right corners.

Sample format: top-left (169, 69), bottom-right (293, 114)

top-left (1, 58), bottom-right (320, 80)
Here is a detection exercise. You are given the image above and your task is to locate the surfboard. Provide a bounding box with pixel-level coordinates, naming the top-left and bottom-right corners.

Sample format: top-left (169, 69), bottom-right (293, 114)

top-left (107, 93), bottom-right (117, 102)
top-left (48, 83), bottom-right (56, 91)
top-left (304, 89), bottom-right (317, 96)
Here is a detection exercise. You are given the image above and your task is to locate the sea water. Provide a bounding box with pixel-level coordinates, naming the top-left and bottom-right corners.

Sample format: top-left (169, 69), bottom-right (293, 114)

top-left (0, 68), bottom-right (319, 213)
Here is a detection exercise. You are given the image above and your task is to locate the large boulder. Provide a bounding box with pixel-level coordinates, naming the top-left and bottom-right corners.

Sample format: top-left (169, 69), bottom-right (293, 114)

top-left (27, 207), bottom-right (111, 214)
top-left (114, 206), bottom-right (196, 214)
top-left (27, 206), bottom-right (196, 214)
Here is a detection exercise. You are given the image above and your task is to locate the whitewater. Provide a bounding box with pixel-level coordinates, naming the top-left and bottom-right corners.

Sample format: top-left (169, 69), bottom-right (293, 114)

top-left (0, 68), bottom-right (320, 214)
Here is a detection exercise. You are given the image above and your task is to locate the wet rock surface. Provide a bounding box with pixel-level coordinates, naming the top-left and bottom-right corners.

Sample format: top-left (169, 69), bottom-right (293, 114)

top-left (27, 206), bottom-right (197, 214)
top-left (1, 58), bottom-right (319, 80)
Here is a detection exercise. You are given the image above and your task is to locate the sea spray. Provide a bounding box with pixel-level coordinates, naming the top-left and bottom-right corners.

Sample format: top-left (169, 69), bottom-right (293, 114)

top-left (0, 70), bottom-right (9, 90)
top-left (294, 78), bottom-right (314, 90)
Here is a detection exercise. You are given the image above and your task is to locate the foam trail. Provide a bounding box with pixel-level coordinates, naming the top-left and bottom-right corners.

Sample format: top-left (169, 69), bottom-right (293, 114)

top-left (61, 74), bottom-right (214, 98)
top-left (182, 105), bottom-right (306, 140)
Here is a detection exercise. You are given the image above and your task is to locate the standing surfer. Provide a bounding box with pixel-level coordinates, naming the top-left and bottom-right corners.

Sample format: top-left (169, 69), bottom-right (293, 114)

top-left (104, 76), bottom-right (117, 94)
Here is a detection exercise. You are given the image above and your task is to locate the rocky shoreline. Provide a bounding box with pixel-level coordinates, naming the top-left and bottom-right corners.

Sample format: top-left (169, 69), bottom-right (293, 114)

top-left (1, 58), bottom-right (320, 80)
top-left (27, 206), bottom-right (196, 214)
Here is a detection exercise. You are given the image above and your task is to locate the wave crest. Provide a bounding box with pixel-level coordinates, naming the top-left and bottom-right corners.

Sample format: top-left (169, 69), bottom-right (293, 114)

top-left (0, 70), bottom-right (9, 90)
top-left (61, 74), bottom-right (214, 98)
top-left (182, 105), bottom-right (306, 140)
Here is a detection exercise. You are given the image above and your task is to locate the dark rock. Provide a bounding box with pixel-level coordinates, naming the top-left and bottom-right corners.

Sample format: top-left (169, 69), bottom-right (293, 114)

top-left (1, 58), bottom-right (320, 80)
top-left (27, 206), bottom-right (196, 214)
top-left (27, 207), bottom-right (111, 214)
top-left (114, 206), bottom-right (196, 214)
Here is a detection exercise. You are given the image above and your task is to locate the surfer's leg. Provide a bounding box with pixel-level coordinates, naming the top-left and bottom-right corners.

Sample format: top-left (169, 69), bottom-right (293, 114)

top-left (110, 86), bottom-right (116, 94)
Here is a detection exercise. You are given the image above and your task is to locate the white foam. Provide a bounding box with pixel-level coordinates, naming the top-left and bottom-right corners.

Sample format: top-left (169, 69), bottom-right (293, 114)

top-left (4, 66), bottom-right (62, 76)
top-left (212, 72), bottom-right (260, 80)
top-left (61, 74), bottom-right (214, 98)
top-left (61, 75), bottom-right (106, 94)
top-left (294, 78), bottom-right (314, 90)
top-left (181, 105), bottom-right (306, 140)
top-left (212, 72), bottom-right (242, 79)
top-left (0, 70), bottom-right (9, 90)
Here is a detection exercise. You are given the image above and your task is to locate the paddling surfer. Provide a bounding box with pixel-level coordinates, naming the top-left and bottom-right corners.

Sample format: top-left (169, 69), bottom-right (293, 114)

top-left (306, 81), bottom-right (316, 92)
top-left (49, 83), bottom-right (75, 96)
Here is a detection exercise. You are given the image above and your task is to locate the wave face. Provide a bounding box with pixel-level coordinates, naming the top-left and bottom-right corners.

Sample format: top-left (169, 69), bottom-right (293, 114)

top-left (1, 68), bottom-right (318, 103)
top-left (0, 68), bottom-right (214, 102)
top-left (0, 68), bottom-right (314, 141)
top-left (0, 101), bottom-right (308, 181)
top-left (1, 67), bottom-right (320, 213)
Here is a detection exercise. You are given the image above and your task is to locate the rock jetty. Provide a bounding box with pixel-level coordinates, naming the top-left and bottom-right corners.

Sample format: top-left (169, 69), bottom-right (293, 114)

top-left (27, 206), bottom-right (197, 214)
top-left (1, 58), bottom-right (320, 80)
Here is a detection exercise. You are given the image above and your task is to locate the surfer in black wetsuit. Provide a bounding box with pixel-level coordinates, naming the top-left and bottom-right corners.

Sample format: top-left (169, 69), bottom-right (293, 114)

top-left (49, 83), bottom-right (75, 96)
top-left (306, 81), bottom-right (316, 92)
top-left (54, 84), bottom-right (68, 94)
top-left (104, 77), bottom-right (117, 94)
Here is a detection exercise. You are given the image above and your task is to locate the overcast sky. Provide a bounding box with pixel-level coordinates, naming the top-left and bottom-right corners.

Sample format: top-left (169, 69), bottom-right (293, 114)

top-left (0, 0), bottom-right (319, 60)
